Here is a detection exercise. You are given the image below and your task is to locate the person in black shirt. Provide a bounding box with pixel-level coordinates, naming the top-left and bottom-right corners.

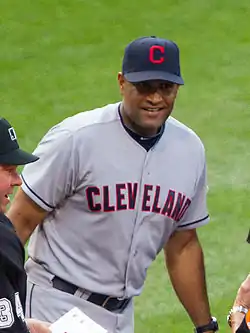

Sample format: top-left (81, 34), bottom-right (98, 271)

top-left (0, 117), bottom-right (50, 333)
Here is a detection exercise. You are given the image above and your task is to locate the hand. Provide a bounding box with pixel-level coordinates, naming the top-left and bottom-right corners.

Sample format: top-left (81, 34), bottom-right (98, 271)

top-left (26, 318), bottom-right (51, 333)
top-left (234, 274), bottom-right (250, 309)
top-left (230, 312), bottom-right (245, 333)
top-left (230, 274), bottom-right (250, 332)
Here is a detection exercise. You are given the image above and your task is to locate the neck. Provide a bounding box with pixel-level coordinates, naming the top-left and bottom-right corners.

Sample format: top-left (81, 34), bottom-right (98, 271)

top-left (120, 103), bottom-right (159, 137)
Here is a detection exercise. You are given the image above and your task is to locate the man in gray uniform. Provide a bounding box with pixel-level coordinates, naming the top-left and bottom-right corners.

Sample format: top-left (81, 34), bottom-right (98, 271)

top-left (7, 36), bottom-right (218, 333)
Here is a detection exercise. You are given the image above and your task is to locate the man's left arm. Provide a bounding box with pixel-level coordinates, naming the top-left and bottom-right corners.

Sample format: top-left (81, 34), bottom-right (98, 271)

top-left (229, 274), bottom-right (250, 332)
top-left (164, 228), bottom-right (214, 332)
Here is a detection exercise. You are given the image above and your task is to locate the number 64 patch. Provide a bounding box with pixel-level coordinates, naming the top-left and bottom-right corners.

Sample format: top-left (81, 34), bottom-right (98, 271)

top-left (0, 298), bottom-right (14, 328)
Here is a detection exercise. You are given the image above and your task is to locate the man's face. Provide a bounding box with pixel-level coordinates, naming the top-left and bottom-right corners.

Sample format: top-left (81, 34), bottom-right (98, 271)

top-left (118, 73), bottom-right (180, 136)
top-left (0, 165), bottom-right (22, 213)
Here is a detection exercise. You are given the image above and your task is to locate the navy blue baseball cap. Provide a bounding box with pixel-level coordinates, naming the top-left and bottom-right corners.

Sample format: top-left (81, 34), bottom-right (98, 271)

top-left (0, 118), bottom-right (39, 165)
top-left (122, 36), bottom-right (184, 85)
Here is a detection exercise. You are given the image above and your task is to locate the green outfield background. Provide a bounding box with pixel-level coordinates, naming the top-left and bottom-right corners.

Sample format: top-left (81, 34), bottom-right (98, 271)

top-left (1, 1), bottom-right (250, 332)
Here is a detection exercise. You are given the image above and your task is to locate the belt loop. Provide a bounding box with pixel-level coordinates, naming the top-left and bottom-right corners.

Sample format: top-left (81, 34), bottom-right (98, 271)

top-left (74, 288), bottom-right (91, 300)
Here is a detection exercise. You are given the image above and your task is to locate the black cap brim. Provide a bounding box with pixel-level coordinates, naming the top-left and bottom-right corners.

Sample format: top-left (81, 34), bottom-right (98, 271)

top-left (247, 228), bottom-right (250, 244)
top-left (124, 71), bottom-right (184, 85)
top-left (0, 148), bottom-right (39, 166)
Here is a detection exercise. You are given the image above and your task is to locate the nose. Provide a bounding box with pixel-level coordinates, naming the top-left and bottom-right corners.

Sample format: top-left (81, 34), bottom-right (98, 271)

top-left (146, 91), bottom-right (163, 105)
top-left (11, 172), bottom-right (22, 187)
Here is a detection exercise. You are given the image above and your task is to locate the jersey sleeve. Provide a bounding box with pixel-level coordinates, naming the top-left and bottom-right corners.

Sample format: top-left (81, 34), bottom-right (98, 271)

top-left (21, 124), bottom-right (77, 212)
top-left (177, 146), bottom-right (209, 230)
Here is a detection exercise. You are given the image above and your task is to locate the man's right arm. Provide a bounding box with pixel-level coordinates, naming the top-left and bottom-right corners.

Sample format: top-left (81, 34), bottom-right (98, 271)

top-left (7, 188), bottom-right (48, 246)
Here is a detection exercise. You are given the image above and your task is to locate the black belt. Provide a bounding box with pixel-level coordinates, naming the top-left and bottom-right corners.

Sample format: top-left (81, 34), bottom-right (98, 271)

top-left (52, 276), bottom-right (130, 312)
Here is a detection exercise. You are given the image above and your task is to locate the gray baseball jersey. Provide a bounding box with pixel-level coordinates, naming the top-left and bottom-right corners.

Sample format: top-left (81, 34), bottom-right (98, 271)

top-left (22, 102), bottom-right (209, 299)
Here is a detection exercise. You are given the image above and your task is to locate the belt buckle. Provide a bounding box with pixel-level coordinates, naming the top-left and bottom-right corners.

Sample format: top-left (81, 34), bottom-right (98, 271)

top-left (101, 296), bottom-right (112, 308)
top-left (101, 295), bottom-right (130, 312)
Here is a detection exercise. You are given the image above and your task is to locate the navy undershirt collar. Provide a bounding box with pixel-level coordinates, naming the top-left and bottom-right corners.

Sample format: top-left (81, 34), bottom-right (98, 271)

top-left (118, 104), bottom-right (165, 151)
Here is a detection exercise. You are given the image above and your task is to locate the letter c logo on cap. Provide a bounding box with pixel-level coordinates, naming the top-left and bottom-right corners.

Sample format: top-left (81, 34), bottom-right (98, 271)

top-left (149, 45), bottom-right (165, 64)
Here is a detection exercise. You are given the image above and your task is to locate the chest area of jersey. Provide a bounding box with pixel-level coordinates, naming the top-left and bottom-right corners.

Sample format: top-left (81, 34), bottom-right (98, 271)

top-left (81, 149), bottom-right (198, 222)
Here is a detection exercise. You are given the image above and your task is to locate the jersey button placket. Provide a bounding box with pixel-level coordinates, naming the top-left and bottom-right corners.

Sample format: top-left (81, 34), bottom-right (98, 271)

top-left (124, 152), bottom-right (152, 297)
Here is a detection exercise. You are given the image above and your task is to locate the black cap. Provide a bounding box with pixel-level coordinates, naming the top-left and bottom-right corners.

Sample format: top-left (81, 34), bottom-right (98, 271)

top-left (122, 36), bottom-right (184, 85)
top-left (0, 118), bottom-right (39, 165)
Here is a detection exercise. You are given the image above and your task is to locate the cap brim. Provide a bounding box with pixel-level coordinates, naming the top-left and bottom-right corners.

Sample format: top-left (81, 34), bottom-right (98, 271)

top-left (124, 71), bottom-right (184, 85)
top-left (0, 148), bottom-right (39, 166)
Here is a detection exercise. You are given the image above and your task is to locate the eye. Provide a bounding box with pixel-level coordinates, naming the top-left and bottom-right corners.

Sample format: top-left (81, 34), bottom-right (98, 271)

top-left (161, 83), bottom-right (174, 91)
top-left (7, 169), bottom-right (14, 175)
top-left (4, 166), bottom-right (16, 175)
top-left (133, 82), bottom-right (150, 93)
top-left (137, 82), bottom-right (148, 89)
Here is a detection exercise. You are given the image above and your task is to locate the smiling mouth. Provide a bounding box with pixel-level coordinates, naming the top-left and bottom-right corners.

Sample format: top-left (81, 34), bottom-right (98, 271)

top-left (142, 107), bottom-right (164, 112)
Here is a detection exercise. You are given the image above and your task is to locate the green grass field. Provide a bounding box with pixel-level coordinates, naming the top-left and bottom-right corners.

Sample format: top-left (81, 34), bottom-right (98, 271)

top-left (1, 0), bottom-right (250, 332)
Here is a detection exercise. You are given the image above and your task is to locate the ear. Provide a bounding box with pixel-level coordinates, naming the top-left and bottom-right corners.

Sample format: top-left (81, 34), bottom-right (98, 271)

top-left (118, 72), bottom-right (126, 95)
top-left (174, 84), bottom-right (180, 97)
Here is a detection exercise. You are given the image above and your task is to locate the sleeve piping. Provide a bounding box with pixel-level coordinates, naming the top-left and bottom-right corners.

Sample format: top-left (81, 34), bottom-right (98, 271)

top-left (21, 175), bottom-right (56, 210)
top-left (177, 214), bottom-right (209, 229)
